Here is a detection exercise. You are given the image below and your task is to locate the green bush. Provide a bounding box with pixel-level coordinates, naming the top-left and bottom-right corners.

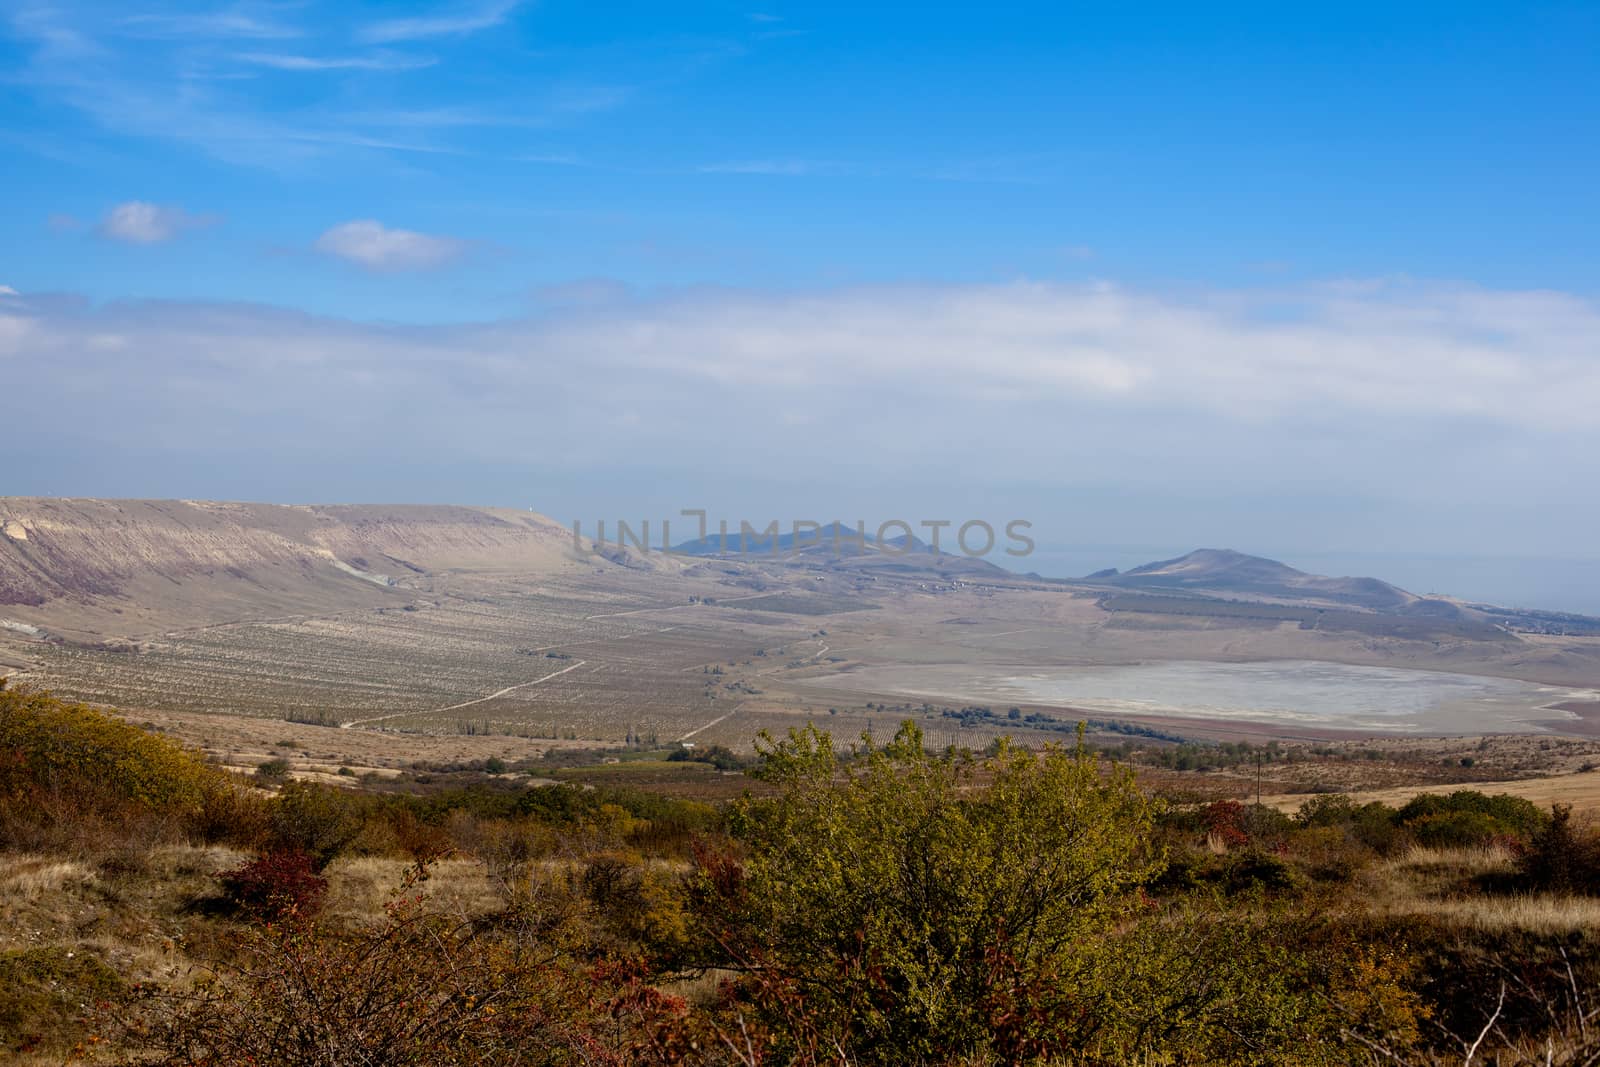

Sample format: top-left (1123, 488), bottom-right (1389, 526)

top-left (1295, 793), bottom-right (1362, 827)
top-left (1397, 790), bottom-right (1547, 844)
top-left (1221, 849), bottom-right (1300, 894)
top-left (666, 744), bottom-right (745, 771)
top-left (255, 758), bottom-right (292, 781)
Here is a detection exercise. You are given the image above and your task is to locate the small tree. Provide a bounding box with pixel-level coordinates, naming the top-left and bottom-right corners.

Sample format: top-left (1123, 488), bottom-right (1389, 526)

top-left (268, 782), bottom-right (363, 870)
top-left (693, 720), bottom-right (1161, 1062)
top-left (1519, 803), bottom-right (1600, 894)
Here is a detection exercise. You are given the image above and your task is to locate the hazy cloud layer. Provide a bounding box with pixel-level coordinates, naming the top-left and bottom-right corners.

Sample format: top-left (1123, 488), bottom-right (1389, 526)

top-left (6, 280), bottom-right (1598, 548)
top-left (5, 278), bottom-right (1596, 428)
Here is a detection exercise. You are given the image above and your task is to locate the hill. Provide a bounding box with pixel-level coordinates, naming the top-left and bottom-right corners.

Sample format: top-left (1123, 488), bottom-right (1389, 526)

top-left (0, 498), bottom-right (592, 639)
top-left (1085, 548), bottom-right (1421, 611)
top-left (673, 520), bottom-right (1012, 581)
top-left (672, 521), bottom-right (928, 557)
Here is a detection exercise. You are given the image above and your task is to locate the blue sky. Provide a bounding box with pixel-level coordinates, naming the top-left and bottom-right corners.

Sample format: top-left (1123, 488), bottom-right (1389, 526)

top-left (4, 2), bottom-right (1600, 607)
top-left (6, 1), bottom-right (1600, 315)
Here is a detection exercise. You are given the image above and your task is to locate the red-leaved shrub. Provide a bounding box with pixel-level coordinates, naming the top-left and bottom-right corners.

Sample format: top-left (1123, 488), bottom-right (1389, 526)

top-left (220, 849), bottom-right (328, 920)
top-left (1202, 800), bottom-right (1250, 848)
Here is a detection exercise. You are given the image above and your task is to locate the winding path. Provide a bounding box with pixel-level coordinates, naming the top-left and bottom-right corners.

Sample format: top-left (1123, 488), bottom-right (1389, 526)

top-left (677, 709), bottom-right (739, 742)
top-left (340, 659), bottom-right (588, 729)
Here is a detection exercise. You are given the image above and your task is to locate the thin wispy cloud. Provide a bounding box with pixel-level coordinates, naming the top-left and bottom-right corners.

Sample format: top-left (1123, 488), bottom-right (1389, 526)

top-left (96, 201), bottom-right (218, 244)
top-left (5, 1), bottom-right (620, 171)
top-left (340, 90), bottom-right (627, 131)
top-left (336, 106), bottom-right (537, 129)
top-left (314, 220), bottom-right (469, 271)
top-left (117, 8), bottom-right (301, 40)
top-left (279, 130), bottom-right (465, 156)
top-left (235, 51), bottom-right (437, 72)
top-left (357, 0), bottom-right (522, 44)
top-left (10, 5), bottom-right (97, 52)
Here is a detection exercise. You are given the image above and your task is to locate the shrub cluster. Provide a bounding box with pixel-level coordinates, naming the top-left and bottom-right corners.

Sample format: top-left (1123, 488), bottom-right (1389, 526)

top-left (6, 687), bottom-right (1600, 1065)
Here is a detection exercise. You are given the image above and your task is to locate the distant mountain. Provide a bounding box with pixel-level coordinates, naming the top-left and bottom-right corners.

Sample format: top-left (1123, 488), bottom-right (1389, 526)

top-left (673, 521), bottom-right (929, 558)
top-left (1085, 548), bottom-right (1420, 611)
top-left (672, 521), bottom-right (1011, 580)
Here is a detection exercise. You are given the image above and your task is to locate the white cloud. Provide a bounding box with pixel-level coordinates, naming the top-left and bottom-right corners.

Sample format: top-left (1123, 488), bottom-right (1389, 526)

top-left (314, 220), bottom-right (469, 271)
top-left (96, 201), bottom-right (217, 244)
top-left (358, 0), bottom-right (521, 44)
top-left (0, 285), bottom-right (17, 296)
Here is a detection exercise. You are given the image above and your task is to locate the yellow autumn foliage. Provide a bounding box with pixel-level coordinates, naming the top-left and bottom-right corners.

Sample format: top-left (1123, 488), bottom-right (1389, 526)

top-left (0, 682), bottom-right (223, 815)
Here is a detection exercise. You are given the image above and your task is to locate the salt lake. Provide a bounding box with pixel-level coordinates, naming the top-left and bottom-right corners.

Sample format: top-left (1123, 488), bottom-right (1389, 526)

top-left (811, 660), bottom-right (1599, 734)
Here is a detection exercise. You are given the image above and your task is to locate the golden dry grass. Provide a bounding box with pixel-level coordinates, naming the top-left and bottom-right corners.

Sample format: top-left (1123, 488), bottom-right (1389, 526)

top-left (0, 844), bottom-right (246, 933)
top-left (1362, 845), bottom-right (1600, 933)
top-left (323, 855), bottom-right (510, 924)
top-left (659, 968), bottom-right (739, 1007)
top-left (1415, 893), bottom-right (1600, 933)
top-left (0, 855), bottom-right (98, 899)
top-left (1392, 843), bottom-right (1517, 874)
